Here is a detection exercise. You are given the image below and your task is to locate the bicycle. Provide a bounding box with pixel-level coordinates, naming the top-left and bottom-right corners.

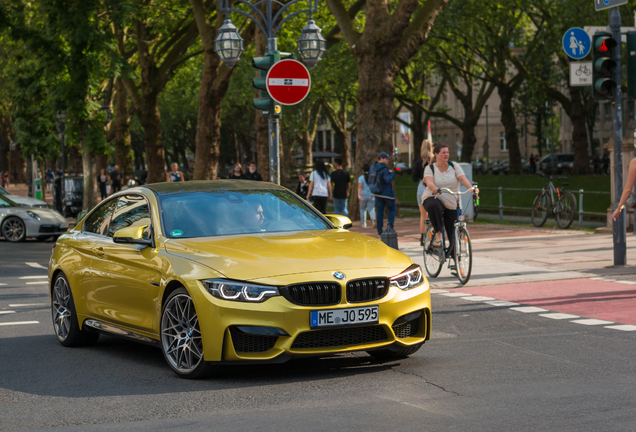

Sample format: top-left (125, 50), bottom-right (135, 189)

top-left (422, 187), bottom-right (477, 285)
top-left (531, 173), bottom-right (577, 229)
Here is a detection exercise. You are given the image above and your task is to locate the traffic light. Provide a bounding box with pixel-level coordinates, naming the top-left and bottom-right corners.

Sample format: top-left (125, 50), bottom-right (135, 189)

top-left (252, 54), bottom-right (277, 113)
top-left (592, 32), bottom-right (618, 100)
top-left (628, 32), bottom-right (636, 97)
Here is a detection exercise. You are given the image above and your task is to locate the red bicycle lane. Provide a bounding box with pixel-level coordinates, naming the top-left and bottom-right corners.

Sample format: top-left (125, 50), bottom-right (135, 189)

top-left (459, 279), bottom-right (636, 325)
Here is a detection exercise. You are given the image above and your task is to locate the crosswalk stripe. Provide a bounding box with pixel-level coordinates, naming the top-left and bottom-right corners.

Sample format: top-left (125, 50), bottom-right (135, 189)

top-left (0, 311), bottom-right (16, 315)
top-left (26, 281), bottom-right (48, 285)
top-left (0, 321), bottom-right (39, 326)
top-left (25, 262), bottom-right (47, 270)
top-left (19, 276), bottom-right (48, 280)
top-left (8, 303), bottom-right (48, 307)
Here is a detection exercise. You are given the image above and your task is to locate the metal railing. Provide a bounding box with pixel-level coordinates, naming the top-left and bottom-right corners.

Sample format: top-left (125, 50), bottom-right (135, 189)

top-left (395, 186), bottom-right (610, 227)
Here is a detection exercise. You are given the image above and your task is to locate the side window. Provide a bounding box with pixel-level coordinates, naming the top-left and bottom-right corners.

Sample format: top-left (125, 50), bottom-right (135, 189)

top-left (84, 199), bottom-right (118, 236)
top-left (0, 196), bottom-right (11, 207)
top-left (107, 195), bottom-right (152, 238)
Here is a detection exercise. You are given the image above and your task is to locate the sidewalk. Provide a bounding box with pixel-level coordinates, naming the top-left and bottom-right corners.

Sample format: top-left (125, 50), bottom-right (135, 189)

top-left (349, 215), bottom-right (636, 289)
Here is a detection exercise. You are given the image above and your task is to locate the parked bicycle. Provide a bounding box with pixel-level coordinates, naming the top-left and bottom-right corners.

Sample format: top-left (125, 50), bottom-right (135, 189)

top-left (423, 187), bottom-right (477, 285)
top-left (531, 173), bottom-right (576, 229)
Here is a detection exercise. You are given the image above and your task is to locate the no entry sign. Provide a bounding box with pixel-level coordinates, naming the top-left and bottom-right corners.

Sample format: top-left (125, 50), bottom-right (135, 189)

top-left (266, 59), bottom-right (311, 105)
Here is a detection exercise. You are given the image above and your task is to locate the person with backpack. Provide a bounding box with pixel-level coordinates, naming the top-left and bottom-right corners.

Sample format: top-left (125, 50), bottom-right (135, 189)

top-left (307, 160), bottom-right (332, 214)
top-left (413, 139), bottom-right (433, 245)
top-left (330, 158), bottom-right (351, 216)
top-left (369, 152), bottom-right (396, 236)
top-left (421, 143), bottom-right (477, 250)
top-left (357, 163), bottom-right (376, 228)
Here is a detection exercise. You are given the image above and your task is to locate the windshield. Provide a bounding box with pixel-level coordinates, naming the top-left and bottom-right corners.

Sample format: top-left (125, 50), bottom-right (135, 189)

top-left (159, 189), bottom-right (331, 238)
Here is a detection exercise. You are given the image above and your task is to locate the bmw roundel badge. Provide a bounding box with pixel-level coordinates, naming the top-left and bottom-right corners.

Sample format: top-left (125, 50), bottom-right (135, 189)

top-left (333, 272), bottom-right (345, 280)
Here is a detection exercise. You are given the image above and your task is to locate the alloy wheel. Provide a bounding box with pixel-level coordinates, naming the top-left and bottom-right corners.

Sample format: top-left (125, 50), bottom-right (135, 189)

top-left (161, 294), bottom-right (204, 374)
top-left (52, 277), bottom-right (72, 341)
top-left (2, 218), bottom-right (25, 242)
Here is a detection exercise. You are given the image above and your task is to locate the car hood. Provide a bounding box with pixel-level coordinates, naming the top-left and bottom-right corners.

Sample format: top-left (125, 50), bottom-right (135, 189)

top-left (7, 194), bottom-right (48, 207)
top-left (164, 230), bottom-right (410, 281)
top-left (25, 208), bottom-right (68, 225)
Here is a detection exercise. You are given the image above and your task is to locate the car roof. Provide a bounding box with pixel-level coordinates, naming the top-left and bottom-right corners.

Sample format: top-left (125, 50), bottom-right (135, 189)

top-left (144, 180), bottom-right (283, 196)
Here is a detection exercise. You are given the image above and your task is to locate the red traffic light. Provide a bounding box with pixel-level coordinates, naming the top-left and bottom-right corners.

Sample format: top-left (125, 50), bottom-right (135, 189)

top-left (594, 35), bottom-right (617, 53)
top-left (600, 41), bottom-right (609, 52)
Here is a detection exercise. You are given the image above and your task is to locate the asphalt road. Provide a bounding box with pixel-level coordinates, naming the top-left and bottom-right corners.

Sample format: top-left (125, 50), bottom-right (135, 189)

top-left (0, 239), bottom-right (635, 431)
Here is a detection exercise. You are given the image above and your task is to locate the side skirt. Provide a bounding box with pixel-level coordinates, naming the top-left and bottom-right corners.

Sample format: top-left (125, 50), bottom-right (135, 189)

top-left (83, 319), bottom-right (160, 347)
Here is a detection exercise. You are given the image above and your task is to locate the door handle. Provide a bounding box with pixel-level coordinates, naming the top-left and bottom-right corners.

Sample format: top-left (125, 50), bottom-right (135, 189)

top-left (94, 247), bottom-right (104, 257)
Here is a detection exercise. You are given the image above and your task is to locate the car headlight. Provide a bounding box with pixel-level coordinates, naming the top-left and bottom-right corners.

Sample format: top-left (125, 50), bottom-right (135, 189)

top-left (390, 265), bottom-right (424, 291)
top-left (26, 211), bottom-right (41, 221)
top-left (203, 279), bottom-right (279, 302)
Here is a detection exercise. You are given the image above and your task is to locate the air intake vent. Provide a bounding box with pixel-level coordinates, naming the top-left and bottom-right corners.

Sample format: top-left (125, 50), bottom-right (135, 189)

top-left (291, 325), bottom-right (389, 349)
top-left (392, 317), bottom-right (420, 339)
top-left (229, 326), bottom-right (278, 353)
top-left (346, 278), bottom-right (389, 303)
top-left (280, 282), bottom-right (341, 306)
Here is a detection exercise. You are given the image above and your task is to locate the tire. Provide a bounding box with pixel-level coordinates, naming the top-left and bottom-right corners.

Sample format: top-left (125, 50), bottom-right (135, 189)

top-left (2, 216), bottom-right (26, 242)
top-left (423, 224), bottom-right (443, 278)
top-left (367, 343), bottom-right (423, 360)
top-left (531, 193), bottom-right (549, 227)
top-left (454, 227), bottom-right (472, 285)
top-left (555, 191), bottom-right (576, 229)
top-left (51, 273), bottom-right (100, 347)
top-left (160, 288), bottom-right (214, 379)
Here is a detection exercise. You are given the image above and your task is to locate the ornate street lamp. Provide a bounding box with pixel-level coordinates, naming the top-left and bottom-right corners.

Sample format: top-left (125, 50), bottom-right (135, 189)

top-left (54, 110), bottom-right (67, 215)
top-left (214, 19), bottom-right (244, 68)
top-left (297, 20), bottom-right (326, 68)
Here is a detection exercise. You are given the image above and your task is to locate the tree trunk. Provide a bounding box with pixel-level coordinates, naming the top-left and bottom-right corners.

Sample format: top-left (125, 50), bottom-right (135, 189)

top-left (498, 85), bottom-right (522, 174)
top-left (459, 116), bottom-right (479, 163)
top-left (82, 148), bottom-right (98, 210)
top-left (569, 86), bottom-right (590, 174)
top-left (411, 103), bottom-right (424, 165)
top-left (113, 78), bottom-right (132, 180)
top-left (139, 93), bottom-right (166, 183)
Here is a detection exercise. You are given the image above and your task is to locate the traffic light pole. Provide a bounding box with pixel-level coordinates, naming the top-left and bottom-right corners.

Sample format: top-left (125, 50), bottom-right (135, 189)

top-left (610, 7), bottom-right (627, 266)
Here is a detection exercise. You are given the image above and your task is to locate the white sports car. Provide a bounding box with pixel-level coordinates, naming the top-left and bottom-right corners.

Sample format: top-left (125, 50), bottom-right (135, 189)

top-left (0, 194), bottom-right (68, 242)
top-left (0, 186), bottom-right (49, 208)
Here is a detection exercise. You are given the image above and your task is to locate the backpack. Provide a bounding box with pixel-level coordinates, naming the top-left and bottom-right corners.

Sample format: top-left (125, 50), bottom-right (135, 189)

top-left (367, 165), bottom-right (382, 194)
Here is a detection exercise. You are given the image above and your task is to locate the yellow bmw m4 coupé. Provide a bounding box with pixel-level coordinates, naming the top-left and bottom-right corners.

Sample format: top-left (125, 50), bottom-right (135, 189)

top-left (49, 181), bottom-right (431, 378)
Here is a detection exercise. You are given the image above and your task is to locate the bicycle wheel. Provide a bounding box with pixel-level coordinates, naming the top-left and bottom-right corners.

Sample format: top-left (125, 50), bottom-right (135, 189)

top-left (555, 191), bottom-right (576, 229)
top-left (454, 227), bottom-right (472, 285)
top-left (423, 224), bottom-right (443, 278)
top-left (531, 192), bottom-right (549, 227)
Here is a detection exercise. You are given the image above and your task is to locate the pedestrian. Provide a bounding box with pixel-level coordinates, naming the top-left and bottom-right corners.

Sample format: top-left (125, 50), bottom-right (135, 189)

top-left (593, 153), bottom-right (601, 175)
top-left (357, 163), bottom-right (376, 228)
top-left (602, 151), bottom-right (610, 174)
top-left (138, 169), bottom-right (148, 186)
top-left (296, 172), bottom-right (309, 200)
top-left (330, 158), bottom-right (350, 216)
top-left (97, 168), bottom-right (109, 200)
top-left (613, 156), bottom-right (636, 220)
top-left (307, 160), bottom-right (332, 214)
top-left (245, 161), bottom-right (263, 181)
top-left (529, 153), bottom-right (536, 174)
top-left (228, 163), bottom-right (246, 180)
top-left (413, 139), bottom-right (434, 245)
top-left (110, 165), bottom-right (122, 193)
top-left (167, 163), bottom-right (185, 182)
top-left (370, 152), bottom-right (396, 235)
top-left (12, 170), bottom-right (17, 185)
top-left (422, 143), bottom-right (477, 250)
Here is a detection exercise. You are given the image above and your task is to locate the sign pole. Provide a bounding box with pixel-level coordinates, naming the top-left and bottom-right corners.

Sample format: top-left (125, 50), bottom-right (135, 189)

top-left (610, 7), bottom-right (627, 265)
top-left (265, 37), bottom-right (280, 185)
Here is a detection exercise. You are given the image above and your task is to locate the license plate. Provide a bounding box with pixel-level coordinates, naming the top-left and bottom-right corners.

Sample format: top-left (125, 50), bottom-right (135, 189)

top-left (310, 306), bottom-right (379, 328)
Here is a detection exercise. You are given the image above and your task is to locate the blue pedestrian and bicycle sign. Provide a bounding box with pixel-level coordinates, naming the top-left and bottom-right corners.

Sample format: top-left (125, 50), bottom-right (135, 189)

top-left (562, 28), bottom-right (591, 60)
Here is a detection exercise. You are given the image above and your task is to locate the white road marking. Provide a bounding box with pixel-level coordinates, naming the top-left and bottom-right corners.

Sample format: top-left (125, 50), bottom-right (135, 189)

top-left (570, 319), bottom-right (614, 326)
top-left (0, 283), bottom-right (6, 286)
top-left (439, 292), bottom-right (470, 297)
top-left (462, 296), bottom-right (496, 302)
top-left (614, 280), bottom-right (636, 285)
top-left (430, 289), bottom-right (449, 294)
top-left (604, 324), bottom-right (636, 331)
top-left (26, 281), bottom-right (48, 285)
top-left (19, 276), bottom-right (48, 280)
top-left (484, 300), bottom-right (520, 307)
top-left (509, 306), bottom-right (549, 313)
top-left (0, 311), bottom-right (16, 315)
top-left (0, 321), bottom-right (39, 326)
top-left (8, 303), bottom-right (48, 307)
top-left (539, 313), bottom-right (580, 320)
top-left (25, 262), bottom-right (47, 270)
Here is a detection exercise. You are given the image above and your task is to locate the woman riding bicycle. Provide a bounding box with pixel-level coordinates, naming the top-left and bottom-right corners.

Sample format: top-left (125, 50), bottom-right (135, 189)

top-left (421, 143), bottom-right (477, 248)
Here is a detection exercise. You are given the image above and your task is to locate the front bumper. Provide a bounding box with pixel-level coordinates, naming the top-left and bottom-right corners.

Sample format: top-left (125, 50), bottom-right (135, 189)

top-left (187, 278), bottom-right (431, 363)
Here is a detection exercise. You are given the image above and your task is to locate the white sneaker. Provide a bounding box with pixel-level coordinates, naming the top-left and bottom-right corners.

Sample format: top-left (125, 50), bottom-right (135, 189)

top-left (362, 222), bottom-right (367, 228)
top-left (372, 219), bottom-right (377, 228)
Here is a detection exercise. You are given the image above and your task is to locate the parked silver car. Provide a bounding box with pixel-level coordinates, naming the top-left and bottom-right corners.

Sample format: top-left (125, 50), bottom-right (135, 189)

top-left (0, 186), bottom-right (49, 208)
top-left (0, 194), bottom-right (69, 242)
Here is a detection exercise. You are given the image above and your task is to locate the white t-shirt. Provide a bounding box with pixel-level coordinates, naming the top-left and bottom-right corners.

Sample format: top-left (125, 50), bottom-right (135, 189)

top-left (421, 162), bottom-right (466, 209)
top-left (310, 171), bottom-right (329, 197)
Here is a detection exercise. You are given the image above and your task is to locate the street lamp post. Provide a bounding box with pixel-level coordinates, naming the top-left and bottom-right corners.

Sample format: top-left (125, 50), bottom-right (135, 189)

top-left (0, 135), bottom-right (4, 187)
top-left (214, 0), bottom-right (325, 184)
top-left (55, 111), bottom-right (67, 215)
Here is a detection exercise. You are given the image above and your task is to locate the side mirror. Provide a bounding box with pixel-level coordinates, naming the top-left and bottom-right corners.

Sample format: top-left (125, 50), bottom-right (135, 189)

top-left (113, 225), bottom-right (152, 246)
top-left (325, 214), bottom-right (353, 230)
